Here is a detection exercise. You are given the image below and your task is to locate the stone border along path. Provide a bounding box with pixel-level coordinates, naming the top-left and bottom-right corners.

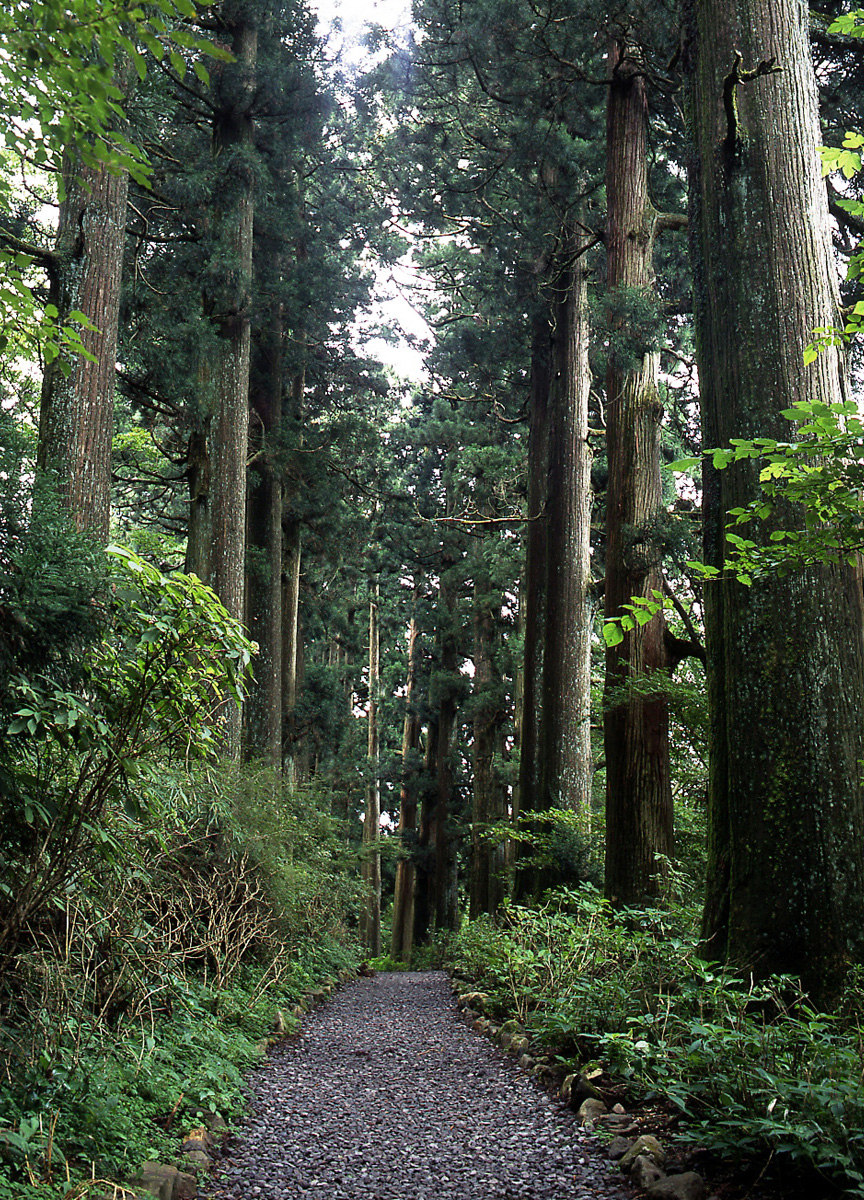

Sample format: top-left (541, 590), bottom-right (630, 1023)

top-left (214, 970), bottom-right (638, 1200)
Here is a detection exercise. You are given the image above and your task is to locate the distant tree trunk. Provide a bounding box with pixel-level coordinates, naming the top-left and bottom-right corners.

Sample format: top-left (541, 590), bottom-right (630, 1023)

top-left (413, 707), bottom-right (438, 947)
top-left (603, 38), bottom-right (676, 905)
top-left (185, 410), bottom-right (212, 580)
top-left (432, 561), bottom-right (460, 931)
top-left (470, 542), bottom-right (507, 918)
top-left (282, 358), bottom-right (305, 784)
top-left (415, 546), bottom-right (461, 939)
top-left (37, 161), bottom-right (128, 542)
top-left (209, 11), bottom-right (257, 752)
top-left (532, 226), bottom-right (594, 890)
top-left (686, 0), bottom-right (864, 1003)
top-left (244, 301), bottom-right (283, 766)
top-left (391, 591), bottom-right (423, 963)
top-left (513, 316), bottom-right (550, 899)
top-left (360, 578), bottom-right (381, 956)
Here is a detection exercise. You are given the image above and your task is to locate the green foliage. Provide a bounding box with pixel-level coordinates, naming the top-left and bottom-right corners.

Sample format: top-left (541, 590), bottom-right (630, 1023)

top-left (670, 400), bottom-right (864, 581)
top-left (0, 541), bottom-right (254, 955)
top-left (445, 889), bottom-right (864, 1195)
top-left (0, 761), bottom-right (361, 1195)
top-left (0, 462), bottom-right (106, 687)
top-left (601, 589), bottom-right (671, 647)
top-left (0, 0), bottom-right (231, 365)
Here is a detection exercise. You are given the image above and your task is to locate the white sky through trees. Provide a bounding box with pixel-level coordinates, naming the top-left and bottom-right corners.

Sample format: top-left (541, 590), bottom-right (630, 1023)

top-left (311, 0), bottom-right (431, 381)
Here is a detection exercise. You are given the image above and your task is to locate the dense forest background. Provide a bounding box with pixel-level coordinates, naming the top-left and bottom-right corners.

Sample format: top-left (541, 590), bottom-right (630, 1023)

top-left (2, 0), bottom-right (864, 1196)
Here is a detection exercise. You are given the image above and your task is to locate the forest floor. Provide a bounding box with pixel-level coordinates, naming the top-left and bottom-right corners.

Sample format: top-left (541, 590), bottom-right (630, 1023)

top-left (211, 971), bottom-right (641, 1200)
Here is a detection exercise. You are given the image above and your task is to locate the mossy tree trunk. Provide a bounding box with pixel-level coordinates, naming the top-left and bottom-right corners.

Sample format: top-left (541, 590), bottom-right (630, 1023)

top-left (530, 226), bottom-right (594, 893)
top-left (37, 162), bottom-right (128, 542)
top-left (390, 590), bottom-right (423, 963)
top-left (360, 578), bottom-right (381, 957)
top-left (513, 317), bottom-right (550, 898)
top-left (208, 8), bottom-right (257, 753)
top-left (686, 0), bottom-right (864, 1003)
top-left (603, 38), bottom-right (683, 905)
top-left (470, 536), bottom-right (507, 919)
top-left (244, 299), bottom-right (283, 766)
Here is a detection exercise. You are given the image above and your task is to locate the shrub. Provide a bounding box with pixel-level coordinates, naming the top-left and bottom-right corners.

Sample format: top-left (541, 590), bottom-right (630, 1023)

top-left (444, 887), bottom-right (864, 1196)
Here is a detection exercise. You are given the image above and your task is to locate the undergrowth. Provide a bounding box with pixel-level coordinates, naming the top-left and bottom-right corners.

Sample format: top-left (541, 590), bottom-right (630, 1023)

top-left (0, 767), bottom-right (362, 1199)
top-left (443, 886), bottom-right (864, 1197)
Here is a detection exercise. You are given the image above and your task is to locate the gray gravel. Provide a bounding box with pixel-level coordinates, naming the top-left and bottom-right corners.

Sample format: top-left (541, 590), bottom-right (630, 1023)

top-left (216, 971), bottom-right (636, 1200)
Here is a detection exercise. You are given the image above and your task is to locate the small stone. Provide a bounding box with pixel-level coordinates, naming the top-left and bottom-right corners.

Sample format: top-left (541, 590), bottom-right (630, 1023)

top-left (130, 1163), bottom-right (178, 1200)
top-left (173, 1171), bottom-right (197, 1200)
top-left (576, 1097), bottom-right (608, 1127)
top-left (180, 1138), bottom-right (210, 1155)
top-left (631, 1155), bottom-right (666, 1189)
top-left (519, 1054), bottom-right (536, 1071)
top-left (560, 1072), bottom-right (576, 1102)
top-left (646, 1172), bottom-right (706, 1200)
top-left (613, 1102), bottom-right (626, 1114)
top-left (607, 1137), bottom-right (634, 1162)
top-left (272, 1009), bottom-right (287, 1033)
top-left (510, 1036), bottom-right (531, 1056)
top-left (182, 1150), bottom-right (211, 1171)
top-left (570, 1072), bottom-right (604, 1109)
top-left (620, 1135), bottom-right (666, 1172)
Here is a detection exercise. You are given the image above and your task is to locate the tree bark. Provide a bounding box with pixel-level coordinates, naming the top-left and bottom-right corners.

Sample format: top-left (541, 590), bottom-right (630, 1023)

top-left (532, 226), bottom-right (594, 889)
top-left (281, 357), bottom-right (305, 784)
top-left (470, 542), bottom-right (507, 918)
top-left (415, 546), bottom-right (461, 940)
top-left (603, 39), bottom-right (675, 905)
top-left (209, 11), bottom-right (257, 753)
top-left (686, 0), bottom-right (864, 1003)
top-left (37, 162), bottom-right (128, 542)
top-left (513, 316), bottom-right (550, 898)
top-left (360, 579), bottom-right (382, 956)
top-left (391, 591), bottom-right (423, 963)
top-left (244, 302), bottom-right (283, 766)
top-left (184, 411), bottom-right (212, 580)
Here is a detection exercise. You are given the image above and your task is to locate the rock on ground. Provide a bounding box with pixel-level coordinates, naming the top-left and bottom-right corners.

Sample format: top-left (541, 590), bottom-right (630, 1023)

top-left (215, 971), bottom-right (636, 1200)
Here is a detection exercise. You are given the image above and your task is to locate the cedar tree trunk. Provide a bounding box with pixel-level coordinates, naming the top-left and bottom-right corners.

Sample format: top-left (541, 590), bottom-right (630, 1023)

top-left (686, 0), bottom-right (864, 1003)
top-left (37, 162), bottom-right (128, 542)
top-left (603, 39), bottom-right (676, 904)
top-left (391, 597), bottom-right (423, 963)
top-left (360, 579), bottom-right (382, 956)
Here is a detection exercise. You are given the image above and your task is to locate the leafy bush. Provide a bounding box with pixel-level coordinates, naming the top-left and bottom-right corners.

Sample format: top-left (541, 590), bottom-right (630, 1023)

top-left (0, 526), bottom-right (361, 1198)
top-left (0, 545), bottom-right (254, 956)
top-left (444, 887), bottom-right (864, 1196)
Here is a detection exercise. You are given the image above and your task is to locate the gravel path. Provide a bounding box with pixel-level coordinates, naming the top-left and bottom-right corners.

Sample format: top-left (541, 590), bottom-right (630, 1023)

top-left (216, 971), bottom-right (636, 1200)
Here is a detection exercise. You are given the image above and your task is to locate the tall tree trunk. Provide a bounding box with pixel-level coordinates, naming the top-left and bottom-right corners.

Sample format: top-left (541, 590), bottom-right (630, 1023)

top-left (415, 548), bottom-right (461, 940)
top-left (686, 0), bottom-right (864, 1003)
top-left (37, 162), bottom-right (128, 542)
top-left (184, 411), bottom-right (212, 580)
top-left (281, 357), bottom-right (305, 784)
top-left (391, 592), bottom-right (423, 964)
top-left (433, 559), bottom-right (460, 931)
top-left (244, 301), bottom-right (283, 766)
top-left (603, 38), bottom-right (675, 904)
top-left (209, 11), bottom-right (257, 752)
top-left (470, 544), bottom-right (507, 918)
top-left (513, 316), bottom-right (550, 898)
top-left (359, 579), bottom-right (381, 956)
top-left (532, 227), bottom-right (594, 890)
top-left (413, 706), bottom-right (439, 947)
